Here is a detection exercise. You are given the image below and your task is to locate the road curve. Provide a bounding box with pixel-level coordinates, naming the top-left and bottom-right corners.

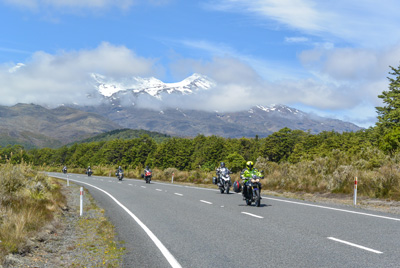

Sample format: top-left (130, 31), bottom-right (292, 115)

top-left (49, 172), bottom-right (400, 268)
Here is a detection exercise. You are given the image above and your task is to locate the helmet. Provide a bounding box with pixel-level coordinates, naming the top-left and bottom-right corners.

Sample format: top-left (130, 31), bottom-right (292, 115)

top-left (145, 166), bottom-right (149, 169)
top-left (246, 161), bottom-right (253, 170)
top-left (119, 166), bottom-right (121, 169)
top-left (220, 162), bottom-right (225, 168)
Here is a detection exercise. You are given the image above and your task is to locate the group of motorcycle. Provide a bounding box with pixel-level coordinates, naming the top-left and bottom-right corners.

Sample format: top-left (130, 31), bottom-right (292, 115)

top-left (212, 164), bottom-right (264, 207)
top-left (66, 162), bottom-right (261, 206)
top-left (83, 165), bottom-right (151, 183)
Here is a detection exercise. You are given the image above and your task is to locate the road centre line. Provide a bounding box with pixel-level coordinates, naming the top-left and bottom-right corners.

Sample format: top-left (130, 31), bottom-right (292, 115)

top-left (51, 175), bottom-right (182, 268)
top-left (264, 197), bottom-right (400, 222)
top-left (241, 212), bottom-right (264, 219)
top-left (200, 200), bottom-right (212, 205)
top-left (174, 193), bottom-right (183, 196)
top-left (55, 174), bottom-right (400, 222)
top-left (141, 186), bottom-right (146, 188)
top-left (327, 237), bottom-right (383, 254)
top-left (156, 189), bottom-right (163, 191)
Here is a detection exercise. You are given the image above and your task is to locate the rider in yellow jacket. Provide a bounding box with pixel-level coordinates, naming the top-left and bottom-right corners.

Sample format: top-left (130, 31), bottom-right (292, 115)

top-left (241, 161), bottom-right (263, 199)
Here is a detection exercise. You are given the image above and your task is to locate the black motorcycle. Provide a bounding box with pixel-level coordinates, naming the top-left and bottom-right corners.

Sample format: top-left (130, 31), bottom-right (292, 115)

top-left (116, 170), bottom-right (124, 181)
top-left (86, 168), bottom-right (93, 177)
top-left (241, 174), bottom-right (263, 207)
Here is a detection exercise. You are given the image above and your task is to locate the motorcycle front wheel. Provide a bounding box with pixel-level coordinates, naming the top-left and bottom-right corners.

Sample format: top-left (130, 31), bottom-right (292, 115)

top-left (254, 189), bottom-right (261, 207)
top-left (225, 183), bottom-right (229, 194)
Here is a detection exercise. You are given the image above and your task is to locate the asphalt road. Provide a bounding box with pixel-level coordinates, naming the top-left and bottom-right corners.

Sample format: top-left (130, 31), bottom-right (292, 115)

top-left (48, 172), bottom-right (400, 268)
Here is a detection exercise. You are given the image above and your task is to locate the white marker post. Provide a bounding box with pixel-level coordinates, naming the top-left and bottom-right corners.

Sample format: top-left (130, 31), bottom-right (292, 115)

top-left (353, 177), bottom-right (357, 206)
top-left (80, 187), bottom-right (84, 216)
top-left (67, 174), bottom-right (69, 186)
top-left (171, 172), bottom-right (174, 184)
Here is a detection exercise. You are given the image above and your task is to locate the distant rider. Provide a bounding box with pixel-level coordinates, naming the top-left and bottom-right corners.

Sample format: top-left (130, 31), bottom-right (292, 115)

top-left (62, 166), bottom-right (67, 174)
top-left (116, 166), bottom-right (123, 176)
top-left (241, 161), bottom-right (263, 199)
top-left (144, 165), bottom-right (152, 176)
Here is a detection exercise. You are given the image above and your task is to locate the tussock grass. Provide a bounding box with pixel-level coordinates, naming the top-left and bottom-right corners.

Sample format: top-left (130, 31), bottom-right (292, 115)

top-left (0, 162), bottom-right (66, 262)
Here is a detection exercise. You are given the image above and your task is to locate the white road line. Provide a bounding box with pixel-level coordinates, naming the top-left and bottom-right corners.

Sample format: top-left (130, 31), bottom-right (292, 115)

top-left (200, 200), bottom-right (212, 205)
top-left (174, 193), bottom-right (183, 196)
top-left (264, 197), bottom-right (400, 222)
top-left (156, 189), bottom-right (163, 191)
top-left (327, 237), bottom-right (383, 254)
top-left (241, 212), bottom-right (264, 219)
top-left (51, 175), bottom-right (182, 268)
top-left (141, 186), bottom-right (146, 188)
top-left (129, 184), bottom-right (133, 186)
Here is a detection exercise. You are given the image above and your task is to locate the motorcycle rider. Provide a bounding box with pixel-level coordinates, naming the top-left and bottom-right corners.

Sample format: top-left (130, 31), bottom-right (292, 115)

top-left (241, 161), bottom-right (263, 200)
top-left (216, 162), bottom-right (231, 186)
top-left (143, 165), bottom-right (152, 183)
top-left (62, 166), bottom-right (67, 174)
top-left (86, 166), bottom-right (92, 175)
top-left (115, 166), bottom-right (123, 176)
top-left (144, 165), bottom-right (152, 175)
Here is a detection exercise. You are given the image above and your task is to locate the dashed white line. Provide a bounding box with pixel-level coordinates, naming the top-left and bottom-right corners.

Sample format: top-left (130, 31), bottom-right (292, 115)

top-left (128, 184), bottom-right (133, 186)
top-left (156, 189), bottom-right (163, 192)
top-left (241, 212), bottom-right (264, 219)
top-left (264, 196), bottom-right (400, 222)
top-left (141, 186), bottom-right (146, 188)
top-left (328, 237), bottom-right (383, 254)
top-left (200, 200), bottom-right (212, 205)
top-left (174, 193), bottom-right (183, 196)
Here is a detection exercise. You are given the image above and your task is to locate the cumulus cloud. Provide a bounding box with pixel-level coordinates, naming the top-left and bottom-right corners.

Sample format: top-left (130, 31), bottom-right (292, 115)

top-left (0, 42), bottom-right (156, 107)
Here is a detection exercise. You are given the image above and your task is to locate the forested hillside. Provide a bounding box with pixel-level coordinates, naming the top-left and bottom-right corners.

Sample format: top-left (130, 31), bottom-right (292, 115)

top-left (70, 128), bottom-right (171, 144)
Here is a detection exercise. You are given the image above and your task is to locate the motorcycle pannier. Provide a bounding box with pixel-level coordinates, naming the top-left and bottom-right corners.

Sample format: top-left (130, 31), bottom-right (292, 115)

top-left (212, 177), bottom-right (218, 185)
top-left (233, 181), bottom-right (242, 193)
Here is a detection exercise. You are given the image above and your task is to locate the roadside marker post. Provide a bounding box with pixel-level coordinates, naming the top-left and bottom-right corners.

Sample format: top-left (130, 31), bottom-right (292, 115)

top-left (67, 174), bottom-right (69, 186)
top-left (354, 177), bottom-right (357, 206)
top-left (172, 172), bottom-right (174, 184)
top-left (80, 187), bottom-right (84, 216)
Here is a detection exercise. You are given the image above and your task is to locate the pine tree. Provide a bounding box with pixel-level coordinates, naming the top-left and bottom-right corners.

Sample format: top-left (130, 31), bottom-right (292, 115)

top-left (376, 64), bottom-right (400, 130)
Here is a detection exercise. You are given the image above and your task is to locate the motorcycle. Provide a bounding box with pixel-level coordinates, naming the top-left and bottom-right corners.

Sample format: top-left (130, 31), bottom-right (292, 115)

top-left (241, 174), bottom-right (263, 207)
top-left (62, 167), bottom-right (67, 174)
top-left (86, 168), bottom-right (93, 177)
top-left (213, 168), bottom-right (232, 194)
top-left (142, 170), bottom-right (152, 184)
top-left (116, 170), bottom-right (124, 181)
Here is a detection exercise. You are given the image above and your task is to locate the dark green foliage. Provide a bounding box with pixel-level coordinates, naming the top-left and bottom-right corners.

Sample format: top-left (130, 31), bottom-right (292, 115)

top-left (72, 129), bottom-right (170, 144)
top-left (376, 64), bottom-right (400, 129)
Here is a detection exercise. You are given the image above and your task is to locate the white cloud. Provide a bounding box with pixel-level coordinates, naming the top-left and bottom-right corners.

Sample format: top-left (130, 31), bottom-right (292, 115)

top-left (285, 37), bottom-right (309, 43)
top-left (0, 42), bottom-right (156, 107)
top-left (210, 0), bottom-right (400, 47)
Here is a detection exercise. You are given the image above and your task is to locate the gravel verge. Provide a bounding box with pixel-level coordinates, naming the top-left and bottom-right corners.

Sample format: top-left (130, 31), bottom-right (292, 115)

top-left (0, 179), bottom-right (125, 268)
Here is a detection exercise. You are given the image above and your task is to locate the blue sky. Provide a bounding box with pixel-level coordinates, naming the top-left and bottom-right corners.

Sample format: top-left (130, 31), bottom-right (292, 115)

top-left (1, 0), bottom-right (400, 128)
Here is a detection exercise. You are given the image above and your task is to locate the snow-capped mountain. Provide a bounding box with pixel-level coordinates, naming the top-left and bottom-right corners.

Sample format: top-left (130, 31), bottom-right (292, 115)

top-left (91, 73), bottom-right (215, 99)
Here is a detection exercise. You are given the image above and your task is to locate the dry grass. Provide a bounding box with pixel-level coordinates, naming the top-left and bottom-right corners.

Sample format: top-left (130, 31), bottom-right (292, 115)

top-left (0, 162), bottom-right (66, 262)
